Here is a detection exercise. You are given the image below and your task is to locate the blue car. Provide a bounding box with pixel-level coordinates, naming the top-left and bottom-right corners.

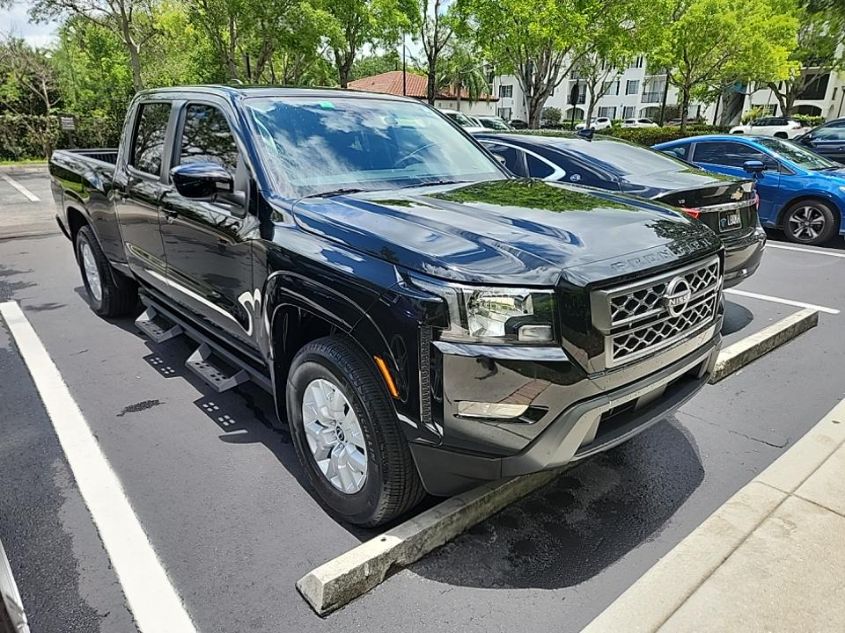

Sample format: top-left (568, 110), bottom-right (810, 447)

top-left (655, 135), bottom-right (845, 245)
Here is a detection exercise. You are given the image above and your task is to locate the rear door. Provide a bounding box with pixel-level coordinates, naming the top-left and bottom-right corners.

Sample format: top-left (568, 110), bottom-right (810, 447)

top-left (114, 101), bottom-right (174, 287)
top-left (692, 140), bottom-right (781, 224)
top-left (158, 99), bottom-right (259, 350)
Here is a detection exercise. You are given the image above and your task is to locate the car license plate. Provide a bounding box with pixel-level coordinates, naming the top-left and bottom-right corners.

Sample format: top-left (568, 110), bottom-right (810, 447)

top-left (719, 210), bottom-right (742, 232)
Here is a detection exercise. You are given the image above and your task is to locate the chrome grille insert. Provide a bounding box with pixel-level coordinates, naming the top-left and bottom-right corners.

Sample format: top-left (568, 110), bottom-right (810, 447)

top-left (590, 256), bottom-right (721, 368)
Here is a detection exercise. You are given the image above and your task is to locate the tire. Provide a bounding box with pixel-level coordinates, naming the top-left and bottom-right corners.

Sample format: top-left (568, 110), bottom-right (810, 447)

top-left (782, 200), bottom-right (838, 245)
top-left (75, 225), bottom-right (138, 316)
top-left (774, 132), bottom-right (788, 139)
top-left (286, 336), bottom-right (425, 526)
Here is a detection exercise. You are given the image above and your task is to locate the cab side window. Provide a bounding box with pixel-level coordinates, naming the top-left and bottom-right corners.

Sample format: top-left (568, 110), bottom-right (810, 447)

top-left (178, 104), bottom-right (240, 176)
top-left (693, 141), bottom-right (775, 169)
top-left (131, 102), bottom-right (171, 176)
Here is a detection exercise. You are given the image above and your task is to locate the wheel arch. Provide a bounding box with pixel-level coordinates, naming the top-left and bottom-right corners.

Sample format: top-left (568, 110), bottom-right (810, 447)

top-left (776, 193), bottom-right (842, 231)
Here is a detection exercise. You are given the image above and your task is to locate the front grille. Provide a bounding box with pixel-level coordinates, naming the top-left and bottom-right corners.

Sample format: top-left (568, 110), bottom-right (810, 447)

top-left (591, 256), bottom-right (721, 368)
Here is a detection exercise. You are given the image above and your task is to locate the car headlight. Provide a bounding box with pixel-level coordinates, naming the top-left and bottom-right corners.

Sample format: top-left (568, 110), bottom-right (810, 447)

top-left (412, 277), bottom-right (556, 344)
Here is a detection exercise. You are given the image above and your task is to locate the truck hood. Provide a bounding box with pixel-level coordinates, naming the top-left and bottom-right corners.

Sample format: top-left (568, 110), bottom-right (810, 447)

top-left (291, 180), bottom-right (722, 287)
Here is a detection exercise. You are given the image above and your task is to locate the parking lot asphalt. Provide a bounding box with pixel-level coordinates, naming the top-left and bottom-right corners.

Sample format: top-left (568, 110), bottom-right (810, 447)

top-left (2, 178), bottom-right (845, 632)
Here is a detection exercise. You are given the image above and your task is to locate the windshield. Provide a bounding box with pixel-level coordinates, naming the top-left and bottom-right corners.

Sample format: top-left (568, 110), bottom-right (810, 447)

top-left (480, 117), bottom-right (510, 131)
top-left (558, 138), bottom-right (693, 176)
top-left (245, 97), bottom-right (503, 197)
top-left (756, 137), bottom-right (838, 171)
top-left (446, 111), bottom-right (475, 127)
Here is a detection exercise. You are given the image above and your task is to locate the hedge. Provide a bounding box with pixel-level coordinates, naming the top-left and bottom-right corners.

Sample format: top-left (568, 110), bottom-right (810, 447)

top-left (0, 115), bottom-right (122, 161)
top-left (512, 124), bottom-right (730, 146)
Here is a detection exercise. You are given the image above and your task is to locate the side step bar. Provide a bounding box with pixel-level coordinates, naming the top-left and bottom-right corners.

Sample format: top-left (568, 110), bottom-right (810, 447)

top-left (135, 294), bottom-right (273, 394)
top-left (135, 307), bottom-right (184, 343)
top-left (186, 343), bottom-right (250, 393)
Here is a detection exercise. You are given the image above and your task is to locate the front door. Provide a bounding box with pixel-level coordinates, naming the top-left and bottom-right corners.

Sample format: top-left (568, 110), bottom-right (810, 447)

top-left (114, 101), bottom-right (173, 287)
top-left (158, 100), bottom-right (259, 351)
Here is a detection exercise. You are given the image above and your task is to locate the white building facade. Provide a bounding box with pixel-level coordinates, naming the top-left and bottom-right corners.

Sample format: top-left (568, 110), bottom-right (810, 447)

top-left (490, 56), bottom-right (845, 125)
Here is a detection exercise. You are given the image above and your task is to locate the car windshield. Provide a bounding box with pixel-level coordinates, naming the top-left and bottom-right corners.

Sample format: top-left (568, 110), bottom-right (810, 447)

top-left (755, 137), bottom-right (838, 171)
top-left (447, 111), bottom-right (475, 127)
top-left (557, 138), bottom-right (692, 176)
top-left (245, 97), bottom-right (503, 197)
top-left (480, 117), bottom-right (510, 131)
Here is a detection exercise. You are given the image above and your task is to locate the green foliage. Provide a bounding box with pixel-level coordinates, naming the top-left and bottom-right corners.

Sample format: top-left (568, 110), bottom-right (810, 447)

top-left (792, 113), bottom-right (825, 127)
top-left (351, 51), bottom-right (402, 81)
top-left (542, 107), bottom-right (562, 125)
top-left (512, 125), bottom-right (728, 146)
top-left (650, 0), bottom-right (799, 129)
top-left (741, 106), bottom-right (767, 124)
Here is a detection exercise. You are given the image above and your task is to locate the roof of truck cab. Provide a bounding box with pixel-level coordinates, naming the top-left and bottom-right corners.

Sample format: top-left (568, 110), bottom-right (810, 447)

top-left (137, 84), bottom-right (418, 103)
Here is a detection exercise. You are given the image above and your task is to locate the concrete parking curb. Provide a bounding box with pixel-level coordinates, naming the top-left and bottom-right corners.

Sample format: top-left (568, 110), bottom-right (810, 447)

top-left (296, 308), bottom-right (820, 616)
top-left (296, 467), bottom-right (565, 615)
top-left (709, 307), bottom-right (818, 384)
top-left (582, 397), bottom-right (845, 633)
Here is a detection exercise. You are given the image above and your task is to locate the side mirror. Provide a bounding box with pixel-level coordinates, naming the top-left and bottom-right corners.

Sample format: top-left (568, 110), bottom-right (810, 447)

top-left (170, 162), bottom-right (234, 199)
top-left (743, 160), bottom-right (766, 176)
top-left (493, 153), bottom-right (507, 165)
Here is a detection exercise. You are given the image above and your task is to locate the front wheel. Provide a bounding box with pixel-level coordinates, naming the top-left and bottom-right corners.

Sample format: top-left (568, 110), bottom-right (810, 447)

top-left (783, 200), bottom-right (837, 245)
top-left (286, 336), bottom-right (425, 526)
top-left (75, 225), bottom-right (138, 316)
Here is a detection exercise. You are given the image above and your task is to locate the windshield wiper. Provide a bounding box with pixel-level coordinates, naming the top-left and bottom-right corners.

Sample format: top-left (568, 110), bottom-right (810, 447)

top-left (405, 179), bottom-right (468, 188)
top-left (300, 187), bottom-right (367, 199)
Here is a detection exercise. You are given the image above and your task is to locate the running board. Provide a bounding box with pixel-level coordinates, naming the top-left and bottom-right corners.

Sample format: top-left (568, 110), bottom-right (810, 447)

top-left (186, 343), bottom-right (249, 393)
top-left (135, 307), bottom-right (184, 343)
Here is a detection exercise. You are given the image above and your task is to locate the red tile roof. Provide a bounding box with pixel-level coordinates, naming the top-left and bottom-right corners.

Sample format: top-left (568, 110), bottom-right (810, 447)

top-left (348, 71), bottom-right (497, 102)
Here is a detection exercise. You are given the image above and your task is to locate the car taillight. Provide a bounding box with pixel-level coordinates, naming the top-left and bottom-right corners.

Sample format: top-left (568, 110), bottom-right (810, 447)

top-left (680, 207), bottom-right (701, 219)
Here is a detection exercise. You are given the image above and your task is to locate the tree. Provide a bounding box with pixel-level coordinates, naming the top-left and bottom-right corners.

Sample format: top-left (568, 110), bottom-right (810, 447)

top-left (322, 0), bottom-right (413, 87)
top-left (351, 50), bottom-right (402, 81)
top-left (457, 0), bottom-right (668, 128)
top-left (29, 0), bottom-right (157, 92)
top-left (413, 0), bottom-right (455, 104)
top-left (764, 0), bottom-right (845, 116)
top-left (650, 0), bottom-right (799, 131)
top-left (437, 40), bottom-right (489, 110)
top-left (0, 36), bottom-right (62, 156)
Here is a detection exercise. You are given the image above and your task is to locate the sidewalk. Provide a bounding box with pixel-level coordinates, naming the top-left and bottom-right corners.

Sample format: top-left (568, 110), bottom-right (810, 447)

top-left (584, 398), bottom-right (845, 633)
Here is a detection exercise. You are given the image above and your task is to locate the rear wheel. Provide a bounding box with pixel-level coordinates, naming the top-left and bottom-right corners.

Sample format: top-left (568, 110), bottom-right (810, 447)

top-left (75, 226), bottom-right (137, 316)
top-left (286, 336), bottom-right (425, 526)
top-left (774, 132), bottom-right (788, 139)
top-left (783, 200), bottom-right (837, 245)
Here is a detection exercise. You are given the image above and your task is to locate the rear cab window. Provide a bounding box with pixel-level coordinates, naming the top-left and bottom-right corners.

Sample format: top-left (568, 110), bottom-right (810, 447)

top-left (130, 102), bottom-right (172, 176)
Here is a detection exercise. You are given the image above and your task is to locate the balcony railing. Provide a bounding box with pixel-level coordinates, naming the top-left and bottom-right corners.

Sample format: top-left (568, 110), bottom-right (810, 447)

top-left (641, 91), bottom-right (664, 103)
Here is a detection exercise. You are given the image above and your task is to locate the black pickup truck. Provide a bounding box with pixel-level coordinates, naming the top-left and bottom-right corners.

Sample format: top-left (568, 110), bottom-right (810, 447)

top-left (51, 86), bottom-right (724, 526)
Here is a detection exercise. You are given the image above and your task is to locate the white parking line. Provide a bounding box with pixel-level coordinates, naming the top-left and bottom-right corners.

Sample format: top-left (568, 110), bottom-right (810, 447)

top-left (767, 243), bottom-right (845, 259)
top-left (0, 173), bottom-right (40, 202)
top-left (725, 288), bottom-right (840, 315)
top-left (0, 301), bottom-right (197, 633)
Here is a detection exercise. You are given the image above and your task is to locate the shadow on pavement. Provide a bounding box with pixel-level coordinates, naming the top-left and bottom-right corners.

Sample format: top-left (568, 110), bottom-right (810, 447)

top-left (410, 420), bottom-right (703, 590)
top-left (721, 300), bottom-right (754, 336)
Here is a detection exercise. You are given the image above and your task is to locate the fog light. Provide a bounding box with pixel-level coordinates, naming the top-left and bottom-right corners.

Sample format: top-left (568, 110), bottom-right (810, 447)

top-left (457, 401), bottom-right (529, 419)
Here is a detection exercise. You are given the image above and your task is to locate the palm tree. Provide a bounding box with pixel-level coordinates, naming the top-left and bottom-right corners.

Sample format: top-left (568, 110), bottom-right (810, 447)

top-left (437, 42), bottom-right (490, 111)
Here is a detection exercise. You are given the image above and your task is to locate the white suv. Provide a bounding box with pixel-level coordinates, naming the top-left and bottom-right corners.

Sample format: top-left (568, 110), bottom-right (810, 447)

top-left (730, 116), bottom-right (809, 139)
top-left (576, 117), bottom-right (612, 130)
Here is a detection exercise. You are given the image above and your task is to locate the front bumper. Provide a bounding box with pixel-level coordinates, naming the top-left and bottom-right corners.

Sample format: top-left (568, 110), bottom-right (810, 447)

top-left (410, 327), bottom-right (721, 495)
top-left (723, 227), bottom-right (766, 288)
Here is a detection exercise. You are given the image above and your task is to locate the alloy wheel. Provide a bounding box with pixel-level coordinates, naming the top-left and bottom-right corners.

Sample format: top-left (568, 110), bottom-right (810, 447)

top-left (787, 205), bottom-right (826, 243)
top-left (301, 378), bottom-right (368, 494)
top-left (79, 241), bottom-right (103, 303)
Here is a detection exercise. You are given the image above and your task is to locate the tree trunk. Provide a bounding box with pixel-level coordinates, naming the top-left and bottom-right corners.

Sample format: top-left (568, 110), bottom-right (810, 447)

top-left (427, 65), bottom-right (437, 105)
top-left (528, 92), bottom-right (545, 129)
top-left (118, 16), bottom-right (144, 92)
top-left (680, 87), bottom-right (690, 133)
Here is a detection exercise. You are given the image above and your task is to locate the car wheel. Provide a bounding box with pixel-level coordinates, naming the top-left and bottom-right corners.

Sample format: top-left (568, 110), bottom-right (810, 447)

top-left (286, 336), bottom-right (425, 526)
top-left (783, 200), bottom-right (837, 245)
top-left (75, 225), bottom-right (138, 316)
top-left (774, 132), bottom-right (788, 139)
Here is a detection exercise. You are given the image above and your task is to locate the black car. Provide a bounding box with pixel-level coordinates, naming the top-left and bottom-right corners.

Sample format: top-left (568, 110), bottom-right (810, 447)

top-left (476, 132), bottom-right (766, 288)
top-left (50, 87), bottom-right (724, 526)
top-left (796, 118), bottom-right (845, 164)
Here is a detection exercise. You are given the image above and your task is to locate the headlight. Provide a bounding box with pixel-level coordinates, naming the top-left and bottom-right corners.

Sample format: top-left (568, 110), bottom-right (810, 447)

top-left (412, 278), bottom-right (555, 344)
